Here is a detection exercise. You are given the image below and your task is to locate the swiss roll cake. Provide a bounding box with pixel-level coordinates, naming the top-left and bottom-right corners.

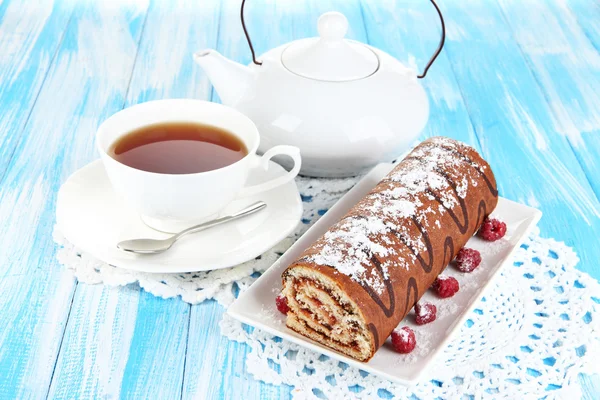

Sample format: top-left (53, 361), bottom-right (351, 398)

top-left (281, 137), bottom-right (499, 361)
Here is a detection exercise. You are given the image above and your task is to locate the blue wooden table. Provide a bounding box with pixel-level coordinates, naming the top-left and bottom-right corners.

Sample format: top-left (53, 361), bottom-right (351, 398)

top-left (1, 0), bottom-right (599, 398)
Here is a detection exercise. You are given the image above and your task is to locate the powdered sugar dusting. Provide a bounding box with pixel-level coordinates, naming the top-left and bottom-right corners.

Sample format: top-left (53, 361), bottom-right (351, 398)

top-left (437, 299), bottom-right (460, 317)
top-left (459, 257), bottom-right (475, 271)
top-left (456, 176), bottom-right (469, 198)
top-left (393, 326), bottom-right (412, 341)
top-left (258, 304), bottom-right (284, 326)
top-left (309, 216), bottom-right (393, 295)
top-left (305, 137), bottom-right (488, 294)
top-left (416, 301), bottom-right (435, 319)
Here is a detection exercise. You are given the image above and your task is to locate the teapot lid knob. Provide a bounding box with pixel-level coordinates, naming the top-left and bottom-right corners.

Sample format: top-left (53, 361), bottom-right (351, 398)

top-left (318, 12), bottom-right (348, 41)
top-left (281, 11), bottom-right (379, 82)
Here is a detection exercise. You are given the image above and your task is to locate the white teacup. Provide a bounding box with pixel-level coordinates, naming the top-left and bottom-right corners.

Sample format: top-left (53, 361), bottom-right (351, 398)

top-left (96, 99), bottom-right (301, 233)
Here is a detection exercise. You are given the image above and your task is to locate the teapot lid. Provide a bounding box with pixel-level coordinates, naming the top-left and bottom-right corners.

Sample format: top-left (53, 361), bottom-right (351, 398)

top-left (281, 12), bottom-right (379, 82)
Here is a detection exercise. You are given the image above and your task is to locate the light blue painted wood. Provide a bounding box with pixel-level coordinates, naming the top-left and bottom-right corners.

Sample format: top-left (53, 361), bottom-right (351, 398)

top-left (184, 299), bottom-right (285, 399)
top-left (0, 0), bottom-right (73, 178)
top-left (47, 285), bottom-right (142, 398)
top-left (0, 0), bottom-right (147, 397)
top-left (125, 0), bottom-right (219, 104)
top-left (117, 293), bottom-right (189, 399)
top-left (497, 0), bottom-right (600, 201)
top-left (564, 0), bottom-right (600, 52)
top-left (0, 0), bottom-right (598, 399)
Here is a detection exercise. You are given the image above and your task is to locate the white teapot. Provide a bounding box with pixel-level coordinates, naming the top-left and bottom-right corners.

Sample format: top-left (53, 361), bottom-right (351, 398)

top-left (194, 1), bottom-right (444, 177)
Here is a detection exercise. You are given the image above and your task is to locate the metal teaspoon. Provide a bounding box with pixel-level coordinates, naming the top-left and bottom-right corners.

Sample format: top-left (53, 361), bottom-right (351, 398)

top-left (117, 201), bottom-right (267, 254)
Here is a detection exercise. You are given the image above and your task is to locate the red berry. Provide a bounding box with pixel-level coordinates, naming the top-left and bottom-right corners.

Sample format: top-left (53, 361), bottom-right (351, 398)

top-left (455, 247), bottom-right (482, 273)
top-left (432, 275), bottom-right (459, 298)
top-left (478, 217), bottom-right (507, 241)
top-left (275, 293), bottom-right (290, 314)
top-left (415, 302), bottom-right (437, 325)
top-left (391, 326), bottom-right (416, 354)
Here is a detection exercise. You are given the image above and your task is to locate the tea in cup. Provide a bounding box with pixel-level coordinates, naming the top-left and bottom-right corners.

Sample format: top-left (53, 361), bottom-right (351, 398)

top-left (96, 99), bottom-right (301, 232)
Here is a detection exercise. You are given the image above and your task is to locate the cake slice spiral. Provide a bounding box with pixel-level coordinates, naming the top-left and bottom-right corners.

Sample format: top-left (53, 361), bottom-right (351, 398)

top-left (281, 137), bottom-right (499, 361)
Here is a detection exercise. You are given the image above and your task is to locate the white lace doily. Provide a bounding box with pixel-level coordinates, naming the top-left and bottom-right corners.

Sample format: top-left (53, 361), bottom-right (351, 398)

top-left (55, 170), bottom-right (600, 397)
top-left (53, 175), bottom-right (361, 305)
top-left (221, 230), bottom-right (600, 399)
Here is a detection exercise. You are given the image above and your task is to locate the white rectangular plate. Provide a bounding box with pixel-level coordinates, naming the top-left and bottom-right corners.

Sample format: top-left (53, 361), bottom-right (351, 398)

top-left (228, 163), bottom-right (542, 385)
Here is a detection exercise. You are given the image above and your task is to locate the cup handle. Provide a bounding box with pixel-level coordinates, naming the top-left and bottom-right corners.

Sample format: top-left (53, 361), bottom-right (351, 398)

top-left (237, 145), bottom-right (302, 198)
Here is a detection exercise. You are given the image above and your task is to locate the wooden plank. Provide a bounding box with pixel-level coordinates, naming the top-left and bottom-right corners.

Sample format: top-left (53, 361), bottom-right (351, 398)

top-left (49, 287), bottom-right (189, 400)
top-left (45, 285), bottom-right (141, 398)
top-left (184, 300), bottom-right (286, 399)
top-left (565, 0), bottom-right (600, 53)
top-left (0, 0), bottom-right (147, 398)
top-left (496, 0), bottom-right (600, 202)
top-left (115, 293), bottom-right (189, 399)
top-left (47, 0), bottom-right (224, 398)
top-left (125, 0), bottom-right (219, 103)
top-left (0, 0), bottom-right (73, 178)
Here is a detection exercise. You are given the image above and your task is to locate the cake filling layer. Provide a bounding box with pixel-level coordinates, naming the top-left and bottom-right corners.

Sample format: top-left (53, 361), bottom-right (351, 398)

top-left (283, 267), bottom-right (373, 361)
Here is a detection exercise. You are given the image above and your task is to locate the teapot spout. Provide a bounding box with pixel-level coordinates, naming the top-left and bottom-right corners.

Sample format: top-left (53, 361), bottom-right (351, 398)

top-left (193, 49), bottom-right (255, 106)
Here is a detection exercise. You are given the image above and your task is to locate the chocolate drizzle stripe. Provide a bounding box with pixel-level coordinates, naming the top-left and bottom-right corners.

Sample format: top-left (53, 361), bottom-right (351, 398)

top-left (424, 187), bottom-right (468, 234)
top-left (432, 143), bottom-right (499, 197)
top-left (388, 227), bottom-right (426, 271)
top-left (475, 199), bottom-right (488, 233)
top-left (368, 323), bottom-right (379, 350)
top-left (403, 277), bottom-right (419, 316)
top-left (432, 167), bottom-right (469, 234)
top-left (391, 143), bottom-right (498, 199)
top-left (349, 252), bottom-right (396, 318)
top-left (442, 235), bottom-right (455, 270)
top-left (393, 154), bottom-right (470, 235)
top-left (410, 216), bottom-right (434, 273)
top-left (372, 254), bottom-right (396, 317)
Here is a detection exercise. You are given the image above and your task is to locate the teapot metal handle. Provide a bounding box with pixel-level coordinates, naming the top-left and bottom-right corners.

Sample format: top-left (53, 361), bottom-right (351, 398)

top-left (417, 0), bottom-right (446, 79)
top-left (241, 0), bottom-right (262, 66)
top-left (240, 0), bottom-right (445, 76)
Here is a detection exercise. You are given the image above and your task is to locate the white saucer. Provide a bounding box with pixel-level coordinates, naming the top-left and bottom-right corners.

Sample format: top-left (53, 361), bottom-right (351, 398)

top-left (228, 163), bottom-right (542, 385)
top-left (56, 160), bottom-right (302, 273)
